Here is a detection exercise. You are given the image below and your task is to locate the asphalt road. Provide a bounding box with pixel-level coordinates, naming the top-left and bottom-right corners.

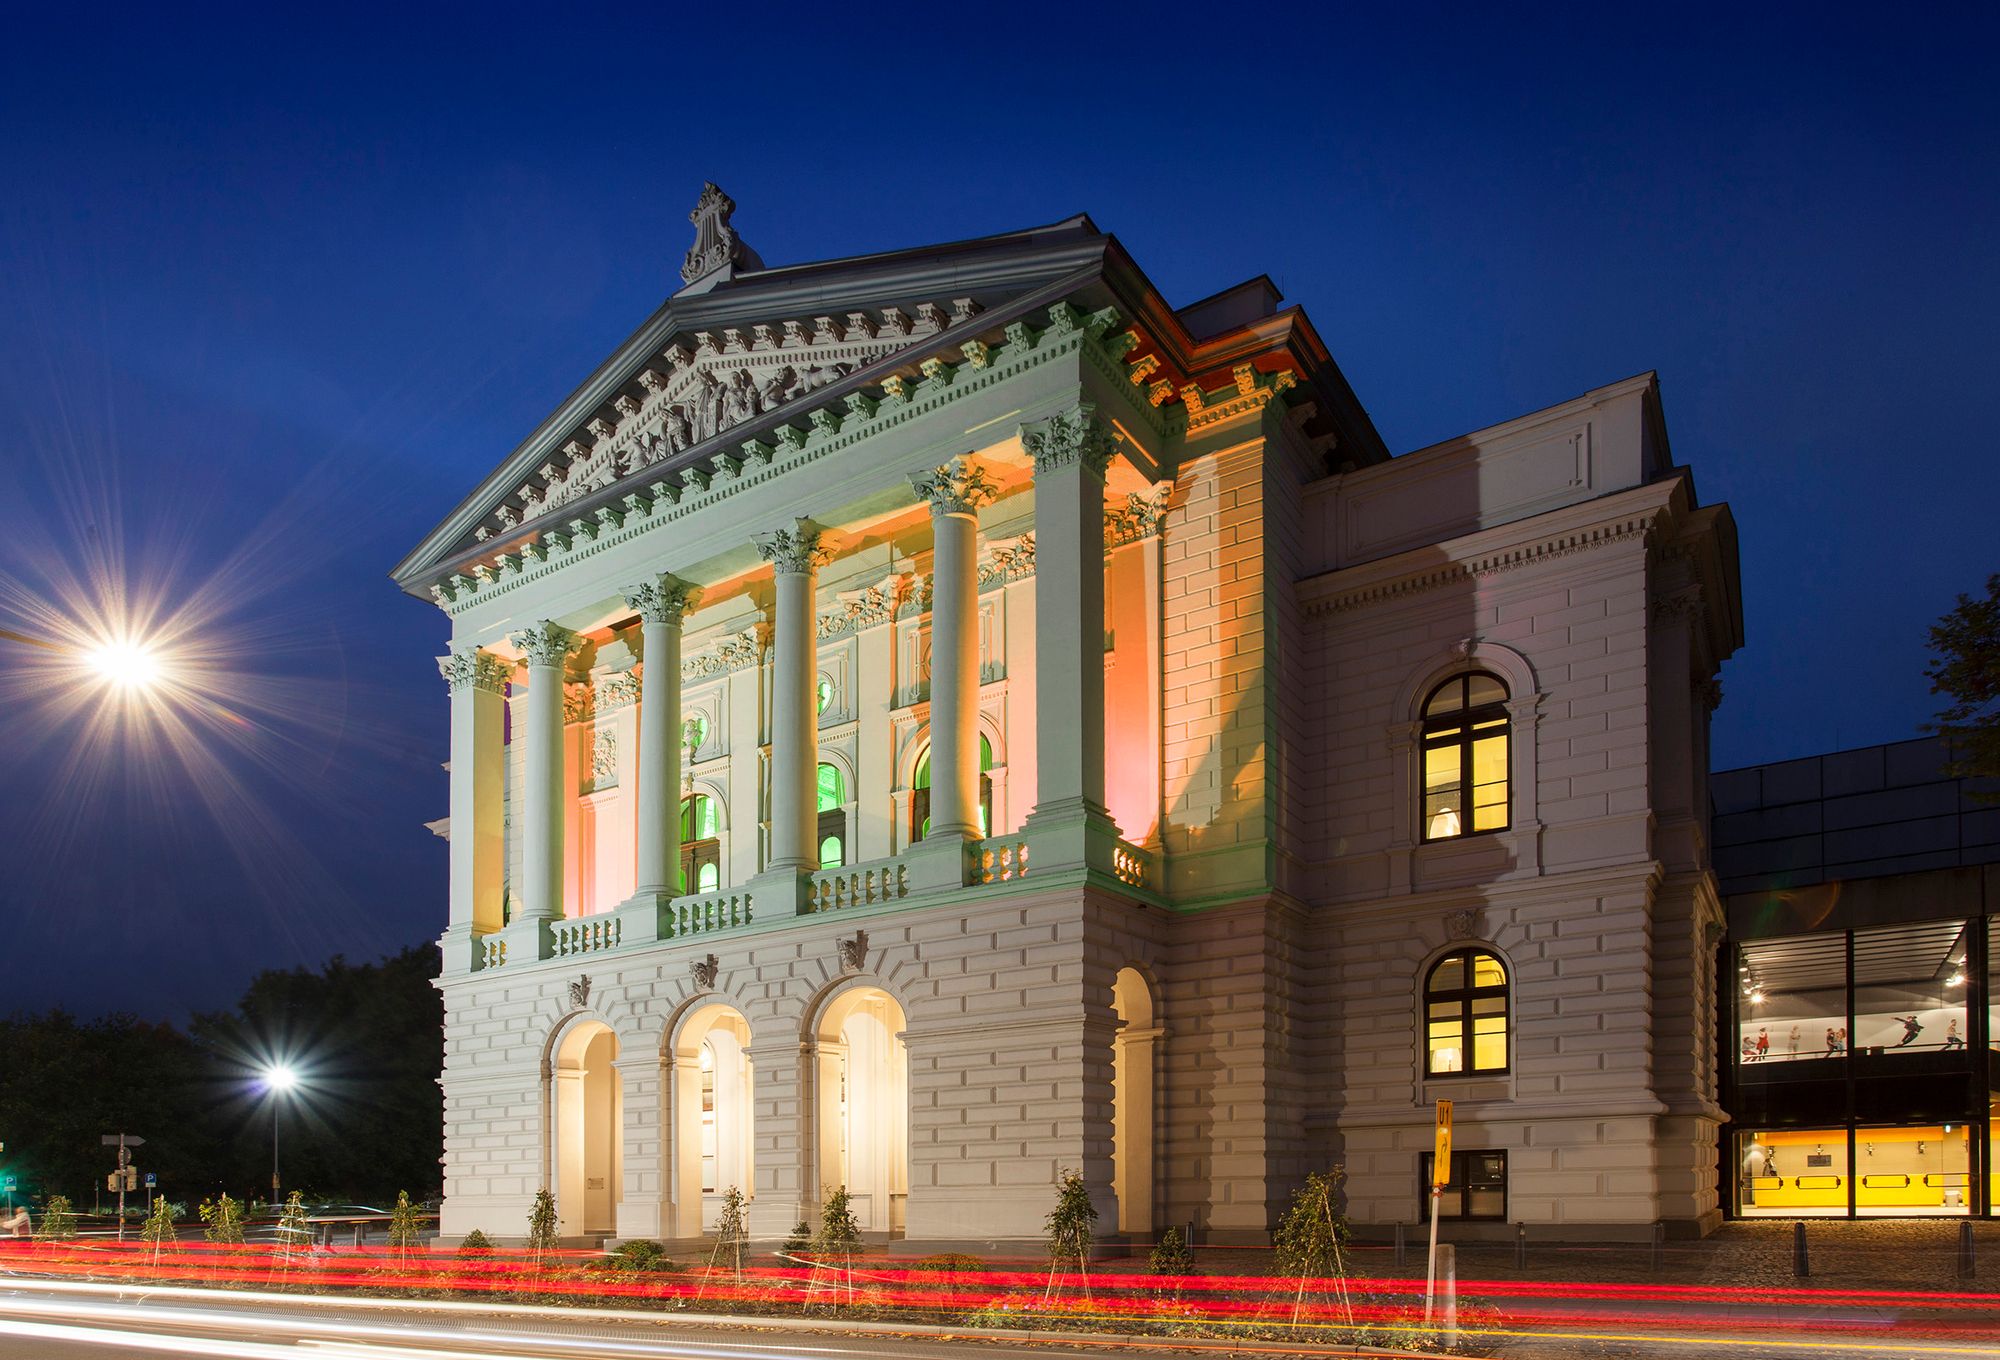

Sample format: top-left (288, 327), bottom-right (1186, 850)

top-left (6, 1273), bottom-right (2000, 1360)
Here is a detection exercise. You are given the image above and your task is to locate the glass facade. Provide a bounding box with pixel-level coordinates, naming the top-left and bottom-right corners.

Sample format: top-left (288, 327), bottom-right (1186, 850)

top-left (1727, 916), bottom-right (1992, 1217)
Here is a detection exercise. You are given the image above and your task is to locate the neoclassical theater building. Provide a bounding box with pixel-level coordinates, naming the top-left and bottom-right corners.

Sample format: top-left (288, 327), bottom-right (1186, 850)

top-left (393, 187), bottom-right (1743, 1245)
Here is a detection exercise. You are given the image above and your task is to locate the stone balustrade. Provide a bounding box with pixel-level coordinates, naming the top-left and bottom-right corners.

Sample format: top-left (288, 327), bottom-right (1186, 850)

top-left (551, 915), bottom-right (622, 957)
top-left (670, 891), bottom-right (754, 937)
top-left (810, 858), bottom-right (910, 912)
top-left (1112, 839), bottom-right (1154, 890)
top-left (970, 837), bottom-right (1031, 885)
top-left (479, 934), bottom-right (507, 970)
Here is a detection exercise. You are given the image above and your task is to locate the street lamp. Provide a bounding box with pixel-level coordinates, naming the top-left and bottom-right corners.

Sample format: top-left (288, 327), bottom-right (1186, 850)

top-left (264, 1064), bottom-right (299, 1198)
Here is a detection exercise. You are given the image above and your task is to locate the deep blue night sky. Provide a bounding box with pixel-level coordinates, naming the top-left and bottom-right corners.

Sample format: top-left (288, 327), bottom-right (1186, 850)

top-left (2, 6), bottom-right (1994, 1018)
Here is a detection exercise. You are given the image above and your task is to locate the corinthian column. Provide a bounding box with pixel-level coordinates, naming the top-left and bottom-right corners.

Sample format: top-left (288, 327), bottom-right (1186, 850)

top-left (438, 647), bottom-right (510, 964)
top-left (624, 576), bottom-right (697, 900)
top-left (912, 456), bottom-right (996, 840)
top-left (510, 621), bottom-right (579, 924)
top-left (1022, 406), bottom-right (1117, 851)
top-left (755, 520), bottom-right (824, 878)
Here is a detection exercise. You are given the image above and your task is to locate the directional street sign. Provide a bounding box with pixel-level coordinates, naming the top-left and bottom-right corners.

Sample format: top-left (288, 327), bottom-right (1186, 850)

top-left (100, 1135), bottom-right (145, 1146)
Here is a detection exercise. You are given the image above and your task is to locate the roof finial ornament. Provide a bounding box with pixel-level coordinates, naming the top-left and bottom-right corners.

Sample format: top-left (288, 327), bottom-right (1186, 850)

top-left (679, 182), bottom-right (763, 291)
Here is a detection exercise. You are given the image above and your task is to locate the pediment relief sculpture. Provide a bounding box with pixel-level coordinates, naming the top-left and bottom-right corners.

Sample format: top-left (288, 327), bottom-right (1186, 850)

top-left (493, 298), bottom-right (983, 539)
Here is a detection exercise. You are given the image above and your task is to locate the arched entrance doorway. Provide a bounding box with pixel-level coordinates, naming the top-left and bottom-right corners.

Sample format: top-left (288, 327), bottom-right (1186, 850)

top-left (670, 1003), bottom-right (754, 1238)
top-left (815, 987), bottom-right (908, 1235)
top-left (553, 1020), bottom-right (623, 1237)
top-left (1112, 967), bottom-right (1157, 1236)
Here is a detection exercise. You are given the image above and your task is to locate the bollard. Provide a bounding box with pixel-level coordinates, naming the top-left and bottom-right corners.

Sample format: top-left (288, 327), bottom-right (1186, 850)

top-left (353, 1222), bottom-right (365, 1249)
top-left (1959, 1220), bottom-right (1976, 1279)
top-left (1651, 1221), bottom-right (1665, 1273)
top-left (1792, 1220), bottom-right (1809, 1278)
top-left (1514, 1221), bottom-right (1527, 1270)
top-left (1394, 1220), bottom-right (1407, 1268)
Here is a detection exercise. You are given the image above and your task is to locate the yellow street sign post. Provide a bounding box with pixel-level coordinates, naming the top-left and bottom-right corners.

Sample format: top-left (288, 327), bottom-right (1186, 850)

top-left (1425, 1100), bottom-right (1452, 1321)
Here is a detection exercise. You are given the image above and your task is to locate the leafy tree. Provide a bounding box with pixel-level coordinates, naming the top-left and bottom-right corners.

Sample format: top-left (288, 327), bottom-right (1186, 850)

top-left (1926, 574), bottom-right (2000, 799)
top-left (525, 1188), bottom-right (559, 1267)
top-left (140, 1195), bottom-right (179, 1263)
top-left (1273, 1168), bottom-right (1353, 1326)
top-left (35, 1194), bottom-right (76, 1242)
top-left (782, 1219), bottom-right (813, 1260)
top-left (1043, 1167), bottom-right (1098, 1301)
top-left (387, 1190), bottom-right (424, 1262)
top-left (458, 1228), bottom-right (494, 1256)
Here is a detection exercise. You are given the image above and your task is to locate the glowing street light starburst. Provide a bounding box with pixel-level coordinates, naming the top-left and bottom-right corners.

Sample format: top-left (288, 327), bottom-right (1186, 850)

top-left (85, 636), bottom-right (165, 692)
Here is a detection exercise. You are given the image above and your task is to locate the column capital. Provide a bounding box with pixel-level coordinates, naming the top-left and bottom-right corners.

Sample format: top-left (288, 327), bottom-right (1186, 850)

top-left (511, 621), bottom-right (579, 669)
top-left (437, 648), bottom-right (512, 695)
top-left (624, 574), bottom-right (700, 626)
top-left (1023, 404), bottom-right (1116, 481)
top-left (912, 456), bottom-right (997, 517)
top-left (754, 519), bottom-right (827, 575)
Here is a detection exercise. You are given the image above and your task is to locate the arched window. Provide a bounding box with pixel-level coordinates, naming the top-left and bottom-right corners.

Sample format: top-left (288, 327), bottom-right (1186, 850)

top-left (1421, 672), bottom-right (1510, 841)
top-left (911, 736), bottom-right (993, 842)
top-left (680, 794), bottom-right (721, 893)
top-left (1425, 948), bottom-right (1509, 1076)
top-left (817, 763), bottom-right (846, 869)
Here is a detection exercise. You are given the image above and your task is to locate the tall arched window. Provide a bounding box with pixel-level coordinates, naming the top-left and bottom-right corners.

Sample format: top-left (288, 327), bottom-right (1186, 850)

top-left (680, 794), bottom-right (721, 893)
top-left (817, 763), bottom-right (846, 869)
top-left (1425, 948), bottom-right (1509, 1076)
top-left (911, 736), bottom-right (993, 842)
top-left (1421, 672), bottom-right (1510, 841)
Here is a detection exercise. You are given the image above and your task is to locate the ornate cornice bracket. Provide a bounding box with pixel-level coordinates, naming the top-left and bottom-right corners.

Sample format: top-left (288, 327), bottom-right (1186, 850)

top-left (437, 648), bottom-right (512, 695)
top-left (912, 456), bottom-right (998, 518)
top-left (511, 621), bottom-right (580, 669)
top-left (624, 574), bottom-right (700, 627)
top-left (1022, 405), bottom-right (1116, 482)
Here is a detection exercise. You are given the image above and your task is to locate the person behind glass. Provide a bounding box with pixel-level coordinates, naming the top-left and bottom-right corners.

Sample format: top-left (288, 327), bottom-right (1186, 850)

top-left (1826, 1027), bottom-right (1844, 1054)
top-left (1945, 1018), bottom-right (1965, 1050)
top-left (1754, 1027), bottom-right (1769, 1061)
top-left (1894, 1015), bottom-right (1924, 1047)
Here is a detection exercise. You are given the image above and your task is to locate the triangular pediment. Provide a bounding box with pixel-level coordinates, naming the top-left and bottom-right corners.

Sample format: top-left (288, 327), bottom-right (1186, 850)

top-left (392, 210), bottom-right (1118, 590)
top-left (495, 300), bottom-right (978, 537)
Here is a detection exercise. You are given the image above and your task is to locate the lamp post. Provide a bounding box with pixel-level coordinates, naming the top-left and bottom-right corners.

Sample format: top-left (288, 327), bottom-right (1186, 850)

top-left (264, 1065), bottom-right (298, 1198)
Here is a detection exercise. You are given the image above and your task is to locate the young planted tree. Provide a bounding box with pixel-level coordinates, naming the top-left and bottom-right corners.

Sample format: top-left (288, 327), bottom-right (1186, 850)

top-left (139, 1195), bottom-right (179, 1264)
top-left (1926, 573), bottom-right (2000, 797)
top-left (1149, 1224), bottom-right (1193, 1292)
top-left (701, 1185), bottom-right (749, 1294)
top-left (200, 1193), bottom-right (246, 1245)
top-left (458, 1228), bottom-right (494, 1257)
top-left (813, 1185), bottom-right (862, 1303)
top-left (781, 1218), bottom-right (814, 1263)
top-left (1273, 1168), bottom-right (1353, 1327)
top-left (273, 1191), bottom-right (313, 1271)
top-left (1043, 1167), bottom-right (1098, 1304)
top-left (525, 1188), bottom-right (559, 1269)
top-left (35, 1195), bottom-right (77, 1243)
top-left (387, 1190), bottom-right (424, 1263)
